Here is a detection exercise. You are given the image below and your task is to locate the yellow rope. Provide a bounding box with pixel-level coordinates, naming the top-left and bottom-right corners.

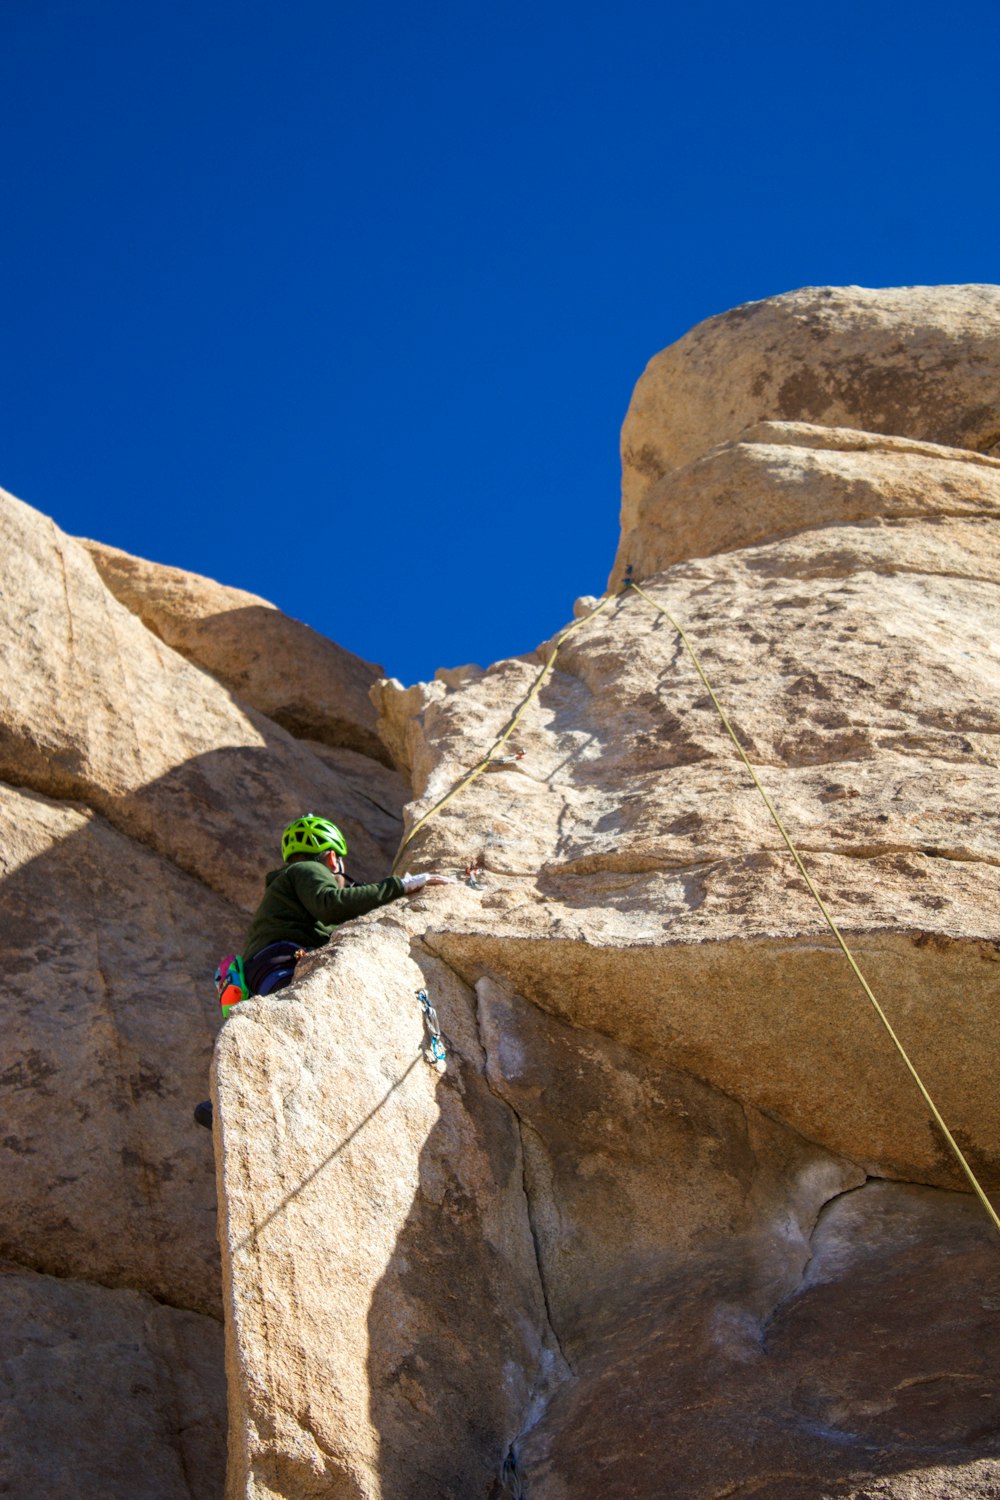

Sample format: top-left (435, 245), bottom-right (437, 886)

top-left (391, 592), bottom-right (617, 875)
top-left (626, 578), bottom-right (1000, 1236)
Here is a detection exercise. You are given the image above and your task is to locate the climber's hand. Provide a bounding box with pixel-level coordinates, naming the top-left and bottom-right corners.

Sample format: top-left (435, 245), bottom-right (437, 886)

top-left (401, 872), bottom-right (455, 894)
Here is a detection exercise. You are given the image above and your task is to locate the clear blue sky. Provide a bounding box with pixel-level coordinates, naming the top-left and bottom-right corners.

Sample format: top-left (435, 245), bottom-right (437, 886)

top-left (4, 0), bottom-right (998, 684)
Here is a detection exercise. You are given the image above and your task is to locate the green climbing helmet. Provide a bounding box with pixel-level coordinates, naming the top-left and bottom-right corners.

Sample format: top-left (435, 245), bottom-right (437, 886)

top-left (281, 814), bottom-right (348, 863)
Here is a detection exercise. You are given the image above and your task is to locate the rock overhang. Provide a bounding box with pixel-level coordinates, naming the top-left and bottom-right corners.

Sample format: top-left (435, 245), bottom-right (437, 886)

top-left (423, 918), bottom-right (1000, 1187)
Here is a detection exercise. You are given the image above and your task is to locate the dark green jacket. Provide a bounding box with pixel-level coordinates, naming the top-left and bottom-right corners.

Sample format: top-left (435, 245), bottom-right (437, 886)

top-left (243, 860), bottom-right (405, 959)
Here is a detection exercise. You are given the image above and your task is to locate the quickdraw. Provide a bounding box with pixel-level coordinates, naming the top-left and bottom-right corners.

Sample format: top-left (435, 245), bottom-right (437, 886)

top-left (416, 989), bottom-right (446, 1069)
top-left (486, 748), bottom-right (525, 769)
top-left (463, 860), bottom-right (486, 889)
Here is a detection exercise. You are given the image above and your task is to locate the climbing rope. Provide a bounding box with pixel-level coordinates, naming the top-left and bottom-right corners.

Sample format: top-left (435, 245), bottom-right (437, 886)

top-left (391, 593), bottom-right (616, 875)
top-left (625, 574), bottom-right (1000, 1237)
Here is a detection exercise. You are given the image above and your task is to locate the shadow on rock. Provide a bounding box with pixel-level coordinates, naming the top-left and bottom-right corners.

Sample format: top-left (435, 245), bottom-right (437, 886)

top-left (519, 1182), bottom-right (1000, 1499)
top-left (364, 950), bottom-right (561, 1500)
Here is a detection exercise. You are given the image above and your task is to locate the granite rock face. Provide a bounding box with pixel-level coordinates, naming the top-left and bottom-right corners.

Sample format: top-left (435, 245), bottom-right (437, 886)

top-left (82, 539), bottom-right (389, 763)
top-left (219, 297), bottom-right (1000, 1496)
top-left (611, 419), bottom-right (1000, 587)
top-left (0, 488), bottom-right (405, 1498)
top-left (378, 511), bottom-right (1000, 1189)
top-left (0, 781), bottom-right (231, 1315)
top-left (355, 289), bottom-right (1000, 1496)
top-left (215, 919), bottom-right (564, 1500)
top-left (0, 490), bottom-right (396, 910)
top-left (620, 284), bottom-right (1000, 531)
top-left (520, 1182), bottom-right (1000, 1500)
top-left (6, 285), bottom-right (1000, 1500)
top-left (0, 1267), bottom-right (226, 1500)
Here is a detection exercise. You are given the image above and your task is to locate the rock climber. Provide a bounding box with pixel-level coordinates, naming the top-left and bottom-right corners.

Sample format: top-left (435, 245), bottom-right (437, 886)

top-left (194, 813), bottom-right (452, 1128)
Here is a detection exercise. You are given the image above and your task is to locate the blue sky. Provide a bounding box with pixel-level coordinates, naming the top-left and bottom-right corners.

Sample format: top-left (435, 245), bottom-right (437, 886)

top-left (4, 0), bottom-right (998, 684)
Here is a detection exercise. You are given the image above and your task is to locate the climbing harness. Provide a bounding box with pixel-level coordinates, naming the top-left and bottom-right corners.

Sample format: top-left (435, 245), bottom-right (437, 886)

top-left (416, 989), bottom-right (447, 1069)
top-left (390, 595), bottom-right (616, 875)
top-left (623, 572), bottom-right (1000, 1239)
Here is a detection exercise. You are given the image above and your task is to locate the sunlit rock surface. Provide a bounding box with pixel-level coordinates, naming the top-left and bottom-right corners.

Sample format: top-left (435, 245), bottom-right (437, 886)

top-left (6, 284), bottom-right (1000, 1500)
top-left (620, 283), bottom-right (1000, 528)
top-left (611, 419), bottom-right (1000, 587)
top-left (0, 487), bottom-right (405, 1497)
top-left (82, 538), bottom-right (390, 763)
top-left (223, 301), bottom-right (1000, 1495)
top-left (215, 920), bottom-right (562, 1500)
top-left (360, 288), bottom-right (1000, 1496)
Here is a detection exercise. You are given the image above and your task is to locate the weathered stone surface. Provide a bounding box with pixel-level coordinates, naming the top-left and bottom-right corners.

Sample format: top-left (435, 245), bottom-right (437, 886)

top-left (0, 487), bottom-right (415, 1496)
top-left (520, 1182), bottom-right (1000, 1500)
top-left (378, 512), bottom-right (1000, 1185)
top-left (621, 284), bottom-right (1000, 523)
top-left (0, 487), bottom-right (396, 910)
top-left (82, 539), bottom-right (389, 763)
top-left (213, 294), bottom-right (1000, 1498)
top-left (0, 1266), bottom-right (226, 1500)
top-left (300, 741), bottom-right (408, 865)
top-left (0, 781), bottom-right (229, 1313)
top-left (10, 285), bottom-right (1000, 1500)
top-left (357, 364), bottom-right (1000, 1494)
top-left (611, 421), bottom-right (1000, 586)
top-left (215, 915), bottom-right (870, 1499)
top-left (215, 919), bottom-right (562, 1500)
top-left (476, 975), bottom-right (862, 1356)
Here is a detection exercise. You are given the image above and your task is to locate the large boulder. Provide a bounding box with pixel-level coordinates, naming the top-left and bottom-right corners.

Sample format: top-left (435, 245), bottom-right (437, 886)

top-left (214, 914), bottom-right (862, 1500)
top-left (378, 502), bottom-right (1000, 1185)
top-left (0, 486), bottom-right (412, 1498)
top-left (82, 539), bottom-right (389, 764)
top-left (216, 373), bottom-right (1000, 1495)
top-left (0, 488), bottom-right (396, 910)
top-left (214, 919), bottom-right (562, 1500)
top-left (611, 420), bottom-right (1000, 585)
top-left (358, 394), bottom-right (1000, 1491)
top-left (620, 284), bottom-right (1000, 543)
